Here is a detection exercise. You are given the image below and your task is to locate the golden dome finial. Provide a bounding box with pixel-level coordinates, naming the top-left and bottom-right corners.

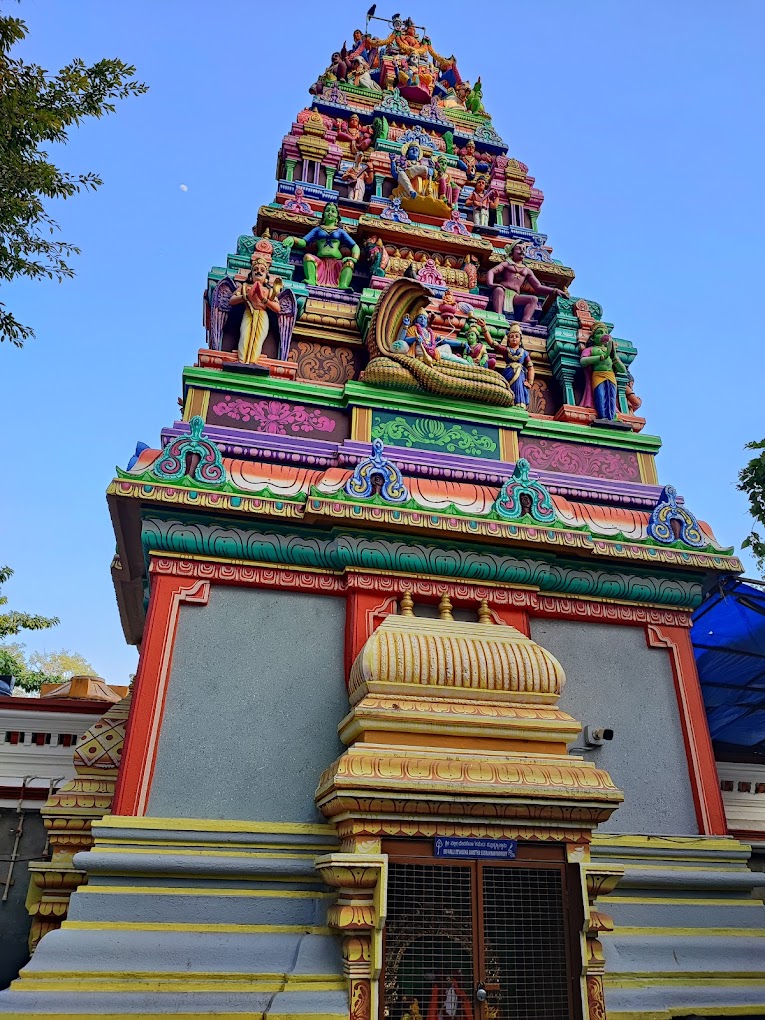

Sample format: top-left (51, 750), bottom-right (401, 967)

top-left (438, 594), bottom-right (454, 622)
top-left (399, 591), bottom-right (415, 617)
top-left (478, 599), bottom-right (492, 625)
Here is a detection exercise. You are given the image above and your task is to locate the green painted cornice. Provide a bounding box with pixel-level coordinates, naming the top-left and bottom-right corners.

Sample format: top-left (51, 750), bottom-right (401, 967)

top-left (140, 513), bottom-right (704, 610)
top-left (182, 367), bottom-right (347, 408)
top-left (181, 368), bottom-right (662, 453)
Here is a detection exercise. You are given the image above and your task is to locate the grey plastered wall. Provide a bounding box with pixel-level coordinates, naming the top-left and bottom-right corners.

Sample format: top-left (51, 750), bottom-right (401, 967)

top-left (530, 619), bottom-right (698, 835)
top-left (0, 808), bottom-right (46, 989)
top-left (147, 587), bottom-right (347, 823)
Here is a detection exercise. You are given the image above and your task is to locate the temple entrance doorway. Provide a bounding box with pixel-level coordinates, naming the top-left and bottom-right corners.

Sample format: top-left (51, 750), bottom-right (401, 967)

top-left (381, 841), bottom-right (580, 1020)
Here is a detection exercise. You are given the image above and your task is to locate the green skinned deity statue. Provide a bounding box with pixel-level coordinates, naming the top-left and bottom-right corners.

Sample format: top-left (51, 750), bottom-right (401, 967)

top-left (282, 202), bottom-right (360, 289)
top-left (579, 322), bottom-right (627, 421)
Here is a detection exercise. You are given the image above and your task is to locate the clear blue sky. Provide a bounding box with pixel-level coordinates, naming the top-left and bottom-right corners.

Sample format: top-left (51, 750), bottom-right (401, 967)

top-left (2, 0), bottom-right (763, 682)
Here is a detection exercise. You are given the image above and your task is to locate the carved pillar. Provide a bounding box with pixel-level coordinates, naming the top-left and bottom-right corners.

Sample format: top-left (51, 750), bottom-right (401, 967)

top-left (285, 159), bottom-right (297, 182)
top-left (26, 693), bottom-right (131, 951)
top-left (316, 853), bottom-right (387, 1020)
top-left (582, 865), bottom-right (623, 1020)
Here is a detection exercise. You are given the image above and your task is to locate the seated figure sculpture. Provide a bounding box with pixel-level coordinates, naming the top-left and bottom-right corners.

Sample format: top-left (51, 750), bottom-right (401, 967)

top-left (282, 202), bottom-right (359, 289)
top-left (486, 239), bottom-right (567, 322)
top-left (393, 311), bottom-right (469, 365)
top-left (390, 141), bottom-right (435, 200)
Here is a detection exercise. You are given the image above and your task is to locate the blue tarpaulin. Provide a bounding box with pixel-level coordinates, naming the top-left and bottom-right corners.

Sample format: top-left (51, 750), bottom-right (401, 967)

top-left (692, 578), bottom-right (765, 755)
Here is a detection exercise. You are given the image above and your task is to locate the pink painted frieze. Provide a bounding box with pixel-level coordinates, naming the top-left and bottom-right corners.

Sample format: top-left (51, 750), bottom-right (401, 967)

top-left (519, 437), bottom-right (641, 482)
top-left (208, 394), bottom-right (347, 439)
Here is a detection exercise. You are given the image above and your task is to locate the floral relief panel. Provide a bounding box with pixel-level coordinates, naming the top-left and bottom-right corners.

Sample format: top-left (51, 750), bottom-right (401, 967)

top-left (208, 392), bottom-right (348, 439)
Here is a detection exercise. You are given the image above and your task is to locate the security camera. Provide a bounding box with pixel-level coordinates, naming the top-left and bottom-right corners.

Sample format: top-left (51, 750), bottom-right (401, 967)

top-left (583, 726), bottom-right (614, 747)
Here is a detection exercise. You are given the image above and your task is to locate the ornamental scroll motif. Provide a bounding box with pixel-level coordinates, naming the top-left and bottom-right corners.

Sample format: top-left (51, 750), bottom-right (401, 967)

top-left (210, 396), bottom-right (337, 435)
top-left (371, 414), bottom-right (498, 457)
top-left (288, 341), bottom-right (356, 384)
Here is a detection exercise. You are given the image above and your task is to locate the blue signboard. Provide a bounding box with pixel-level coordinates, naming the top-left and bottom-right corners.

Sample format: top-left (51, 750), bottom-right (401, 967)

top-left (434, 837), bottom-right (518, 860)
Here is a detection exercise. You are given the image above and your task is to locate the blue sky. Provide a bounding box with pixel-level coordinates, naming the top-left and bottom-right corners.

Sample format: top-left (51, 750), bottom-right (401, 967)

top-left (2, 0), bottom-right (763, 682)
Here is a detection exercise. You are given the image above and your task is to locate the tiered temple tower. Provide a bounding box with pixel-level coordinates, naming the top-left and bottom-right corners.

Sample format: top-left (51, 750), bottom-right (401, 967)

top-left (3, 13), bottom-right (765, 1020)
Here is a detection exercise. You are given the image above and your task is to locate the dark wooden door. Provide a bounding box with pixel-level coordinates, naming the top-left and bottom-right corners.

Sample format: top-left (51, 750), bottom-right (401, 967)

top-left (381, 844), bottom-right (576, 1020)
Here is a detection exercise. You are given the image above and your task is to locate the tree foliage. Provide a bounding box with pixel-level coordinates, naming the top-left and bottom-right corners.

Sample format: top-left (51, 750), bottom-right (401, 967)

top-left (0, 10), bottom-right (147, 346)
top-left (0, 642), bottom-right (96, 693)
top-left (0, 566), bottom-right (97, 692)
top-left (739, 439), bottom-right (765, 574)
top-left (0, 564), bottom-right (58, 639)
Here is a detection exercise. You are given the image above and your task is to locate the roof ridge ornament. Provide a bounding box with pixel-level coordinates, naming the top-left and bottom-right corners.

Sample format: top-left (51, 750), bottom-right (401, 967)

top-left (647, 484), bottom-right (705, 548)
top-left (151, 416), bottom-right (226, 486)
top-left (344, 438), bottom-right (410, 503)
top-left (493, 458), bottom-right (557, 523)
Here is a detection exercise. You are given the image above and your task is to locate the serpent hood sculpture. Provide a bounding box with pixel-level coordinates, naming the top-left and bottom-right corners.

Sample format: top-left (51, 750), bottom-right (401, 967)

top-left (363, 278), bottom-right (514, 407)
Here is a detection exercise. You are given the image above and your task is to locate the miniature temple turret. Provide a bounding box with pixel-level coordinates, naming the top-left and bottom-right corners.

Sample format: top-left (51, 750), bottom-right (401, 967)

top-left (2, 11), bottom-right (764, 1020)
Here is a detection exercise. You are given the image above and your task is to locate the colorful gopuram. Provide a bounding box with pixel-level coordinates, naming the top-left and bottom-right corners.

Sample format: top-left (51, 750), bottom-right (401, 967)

top-left (3, 12), bottom-right (765, 1020)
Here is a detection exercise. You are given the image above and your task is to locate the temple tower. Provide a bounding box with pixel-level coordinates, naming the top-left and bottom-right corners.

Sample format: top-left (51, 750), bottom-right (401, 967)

top-left (2, 11), bottom-right (764, 1020)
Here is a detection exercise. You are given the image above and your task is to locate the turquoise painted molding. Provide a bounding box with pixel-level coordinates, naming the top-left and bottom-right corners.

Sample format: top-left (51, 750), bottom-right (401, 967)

top-left (140, 514), bottom-right (703, 609)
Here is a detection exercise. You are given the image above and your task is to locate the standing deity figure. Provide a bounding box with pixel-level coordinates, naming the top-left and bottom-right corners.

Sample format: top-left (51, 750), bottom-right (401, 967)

top-left (390, 141), bottom-right (434, 199)
top-left (427, 976), bottom-right (473, 1020)
top-left (465, 178), bottom-right (499, 227)
top-left (340, 153), bottom-right (374, 202)
top-left (229, 255), bottom-right (283, 364)
top-left (462, 253), bottom-right (479, 292)
top-left (486, 321), bottom-right (535, 408)
top-left (485, 240), bottom-right (567, 322)
top-left (579, 322), bottom-right (626, 421)
top-left (282, 202), bottom-right (359, 289)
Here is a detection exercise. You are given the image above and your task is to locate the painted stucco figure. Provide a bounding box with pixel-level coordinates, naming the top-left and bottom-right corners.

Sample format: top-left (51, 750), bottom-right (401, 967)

top-left (282, 203), bottom-right (359, 289)
top-left (341, 153), bottom-right (373, 202)
top-left (364, 278), bottom-right (514, 406)
top-left (335, 113), bottom-right (373, 153)
top-left (486, 240), bottom-right (567, 322)
top-left (487, 321), bottom-right (535, 408)
top-left (229, 256), bottom-right (283, 363)
top-left (390, 141), bottom-right (434, 200)
top-left (394, 311), bottom-right (468, 365)
top-left (465, 178), bottom-right (499, 227)
top-left (459, 315), bottom-right (496, 369)
top-left (579, 322), bottom-right (626, 421)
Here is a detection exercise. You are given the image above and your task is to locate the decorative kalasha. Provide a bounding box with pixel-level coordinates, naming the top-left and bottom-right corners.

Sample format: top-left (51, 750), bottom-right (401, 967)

top-left (18, 13), bottom-right (751, 1020)
top-left (344, 438), bottom-right (409, 503)
top-left (579, 322), bottom-right (627, 421)
top-left (647, 485), bottom-right (706, 548)
top-left (493, 458), bottom-right (557, 522)
top-left (486, 240), bottom-right (568, 322)
top-left (283, 203), bottom-right (359, 289)
top-left (151, 415), bottom-right (225, 485)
